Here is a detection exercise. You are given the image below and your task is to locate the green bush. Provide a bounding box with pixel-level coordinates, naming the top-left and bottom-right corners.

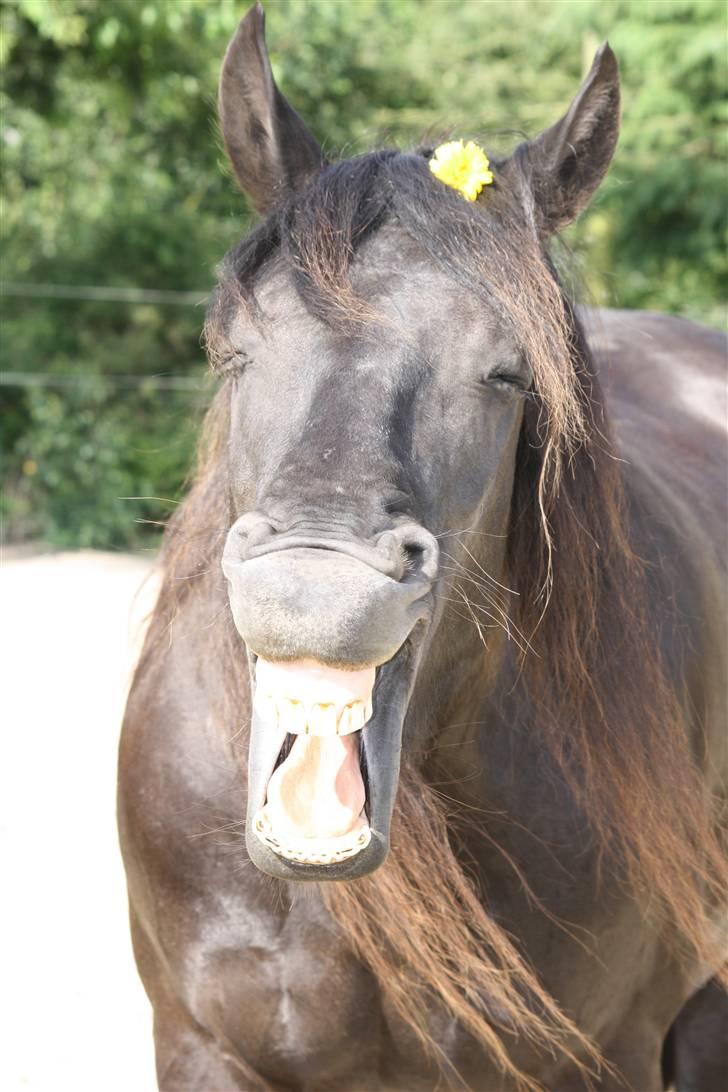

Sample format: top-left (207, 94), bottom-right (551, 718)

top-left (1, 0), bottom-right (725, 548)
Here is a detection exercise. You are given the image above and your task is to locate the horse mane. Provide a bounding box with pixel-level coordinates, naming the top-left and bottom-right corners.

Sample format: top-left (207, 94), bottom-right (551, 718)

top-left (141, 151), bottom-right (727, 1090)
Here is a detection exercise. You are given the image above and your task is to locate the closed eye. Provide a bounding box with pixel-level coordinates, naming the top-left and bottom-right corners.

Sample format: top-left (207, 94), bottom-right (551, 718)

top-left (484, 370), bottom-right (531, 393)
top-left (216, 352), bottom-right (251, 378)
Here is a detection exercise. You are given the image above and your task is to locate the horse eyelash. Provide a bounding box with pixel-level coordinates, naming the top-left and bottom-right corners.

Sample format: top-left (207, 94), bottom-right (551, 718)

top-left (217, 352), bottom-right (251, 378)
top-left (486, 371), bottom-right (531, 394)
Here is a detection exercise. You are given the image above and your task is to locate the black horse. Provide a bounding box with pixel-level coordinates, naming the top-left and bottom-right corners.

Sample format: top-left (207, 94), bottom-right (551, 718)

top-left (119, 6), bottom-right (727, 1089)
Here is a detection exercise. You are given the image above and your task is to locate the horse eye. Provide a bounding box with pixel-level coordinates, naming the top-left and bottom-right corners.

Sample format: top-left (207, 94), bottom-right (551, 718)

top-left (484, 370), bottom-right (529, 393)
top-left (218, 353), bottom-right (250, 378)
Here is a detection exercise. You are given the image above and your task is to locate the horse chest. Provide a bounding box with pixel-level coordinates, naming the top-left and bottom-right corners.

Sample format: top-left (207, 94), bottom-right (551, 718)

top-left (189, 897), bottom-right (367, 1077)
top-left (191, 895), bottom-right (474, 1090)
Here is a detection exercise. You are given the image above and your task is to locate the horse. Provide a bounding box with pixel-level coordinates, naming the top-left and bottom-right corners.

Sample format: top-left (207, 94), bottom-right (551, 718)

top-left (118, 5), bottom-right (728, 1090)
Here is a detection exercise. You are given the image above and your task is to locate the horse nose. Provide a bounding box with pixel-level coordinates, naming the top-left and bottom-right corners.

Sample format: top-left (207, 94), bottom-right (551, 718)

top-left (221, 514), bottom-right (438, 667)
top-left (226, 512), bottom-right (438, 584)
top-left (229, 512), bottom-right (279, 558)
top-left (374, 524), bottom-right (439, 583)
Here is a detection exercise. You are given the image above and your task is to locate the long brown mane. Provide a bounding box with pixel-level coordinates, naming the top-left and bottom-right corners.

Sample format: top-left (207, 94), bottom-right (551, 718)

top-left (140, 151), bottom-right (727, 1090)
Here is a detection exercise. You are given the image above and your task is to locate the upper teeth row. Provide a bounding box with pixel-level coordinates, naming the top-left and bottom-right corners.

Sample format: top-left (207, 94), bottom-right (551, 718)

top-left (253, 694), bottom-right (373, 736)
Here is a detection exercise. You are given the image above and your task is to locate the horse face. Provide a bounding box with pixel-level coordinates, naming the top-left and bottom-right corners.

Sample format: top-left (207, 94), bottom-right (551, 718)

top-left (214, 5), bottom-right (619, 881)
top-left (217, 227), bottom-right (527, 880)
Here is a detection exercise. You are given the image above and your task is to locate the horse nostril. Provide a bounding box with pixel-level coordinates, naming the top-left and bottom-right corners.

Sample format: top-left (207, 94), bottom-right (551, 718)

top-left (228, 513), bottom-right (278, 560)
top-left (400, 527), bottom-right (439, 581)
top-left (375, 525), bottom-right (439, 583)
top-left (403, 540), bottom-right (425, 576)
top-left (374, 531), bottom-right (405, 579)
top-left (245, 520), bottom-right (277, 555)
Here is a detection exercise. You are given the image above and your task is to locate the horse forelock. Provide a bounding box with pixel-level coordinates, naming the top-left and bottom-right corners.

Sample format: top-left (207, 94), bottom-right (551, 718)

top-left (208, 149), bottom-right (585, 465)
top-left (143, 149), bottom-right (728, 1090)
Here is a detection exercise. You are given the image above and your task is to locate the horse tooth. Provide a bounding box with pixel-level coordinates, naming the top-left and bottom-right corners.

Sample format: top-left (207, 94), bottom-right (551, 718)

top-left (307, 702), bottom-right (338, 736)
top-left (342, 700), bottom-right (367, 734)
top-left (338, 705), bottom-right (355, 735)
top-left (278, 697), bottom-right (307, 735)
top-left (364, 697), bottom-right (373, 723)
top-left (253, 692), bottom-right (279, 726)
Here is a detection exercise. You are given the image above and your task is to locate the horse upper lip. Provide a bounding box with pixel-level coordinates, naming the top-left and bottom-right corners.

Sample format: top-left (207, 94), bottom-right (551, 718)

top-left (224, 545), bottom-right (434, 670)
top-left (242, 535), bottom-right (409, 579)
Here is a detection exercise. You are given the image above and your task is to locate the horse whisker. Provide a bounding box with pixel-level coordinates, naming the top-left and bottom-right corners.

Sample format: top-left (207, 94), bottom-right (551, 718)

top-left (442, 544), bottom-right (520, 596)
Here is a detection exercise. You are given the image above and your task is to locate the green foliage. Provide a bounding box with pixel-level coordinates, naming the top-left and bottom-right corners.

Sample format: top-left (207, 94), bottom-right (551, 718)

top-left (1, 0), bottom-right (725, 548)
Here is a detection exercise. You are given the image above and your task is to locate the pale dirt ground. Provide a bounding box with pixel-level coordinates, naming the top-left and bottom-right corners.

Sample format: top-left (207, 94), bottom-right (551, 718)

top-left (1, 548), bottom-right (161, 1091)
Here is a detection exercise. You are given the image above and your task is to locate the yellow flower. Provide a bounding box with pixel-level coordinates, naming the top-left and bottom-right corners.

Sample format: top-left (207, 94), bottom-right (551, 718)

top-left (429, 140), bottom-right (494, 201)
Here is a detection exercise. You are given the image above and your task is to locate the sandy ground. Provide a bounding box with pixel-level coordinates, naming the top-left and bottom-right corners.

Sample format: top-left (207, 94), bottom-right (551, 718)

top-left (1, 549), bottom-right (161, 1091)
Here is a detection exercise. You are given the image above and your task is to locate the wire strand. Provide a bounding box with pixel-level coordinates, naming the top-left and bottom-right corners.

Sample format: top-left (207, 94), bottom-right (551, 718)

top-left (0, 281), bottom-right (210, 305)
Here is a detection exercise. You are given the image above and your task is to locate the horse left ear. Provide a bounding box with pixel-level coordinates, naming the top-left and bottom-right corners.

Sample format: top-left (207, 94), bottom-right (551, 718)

top-left (514, 44), bottom-right (620, 235)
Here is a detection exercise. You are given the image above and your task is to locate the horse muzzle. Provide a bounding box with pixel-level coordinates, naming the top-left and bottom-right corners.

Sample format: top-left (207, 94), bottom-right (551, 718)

top-left (221, 519), bottom-right (437, 880)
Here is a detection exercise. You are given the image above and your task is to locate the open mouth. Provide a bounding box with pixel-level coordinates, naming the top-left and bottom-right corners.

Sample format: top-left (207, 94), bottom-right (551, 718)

top-left (251, 659), bottom-right (375, 866)
top-left (245, 639), bottom-right (420, 880)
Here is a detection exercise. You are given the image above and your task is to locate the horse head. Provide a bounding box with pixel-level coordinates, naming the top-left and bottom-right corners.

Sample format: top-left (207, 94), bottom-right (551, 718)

top-left (209, 3), bottom-right (620, 881)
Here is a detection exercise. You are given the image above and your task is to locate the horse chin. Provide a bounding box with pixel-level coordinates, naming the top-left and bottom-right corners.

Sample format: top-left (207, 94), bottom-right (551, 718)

top-left (244, 638), bottom-right (421, 882)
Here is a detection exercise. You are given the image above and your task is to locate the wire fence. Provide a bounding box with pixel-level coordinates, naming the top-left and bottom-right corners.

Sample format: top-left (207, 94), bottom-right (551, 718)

top-left (0, 371), bottom-right (208, 390)
top-left (1, 281), bottom-right (213, 390)
top-left (0, 281), bottom-right (210, 305)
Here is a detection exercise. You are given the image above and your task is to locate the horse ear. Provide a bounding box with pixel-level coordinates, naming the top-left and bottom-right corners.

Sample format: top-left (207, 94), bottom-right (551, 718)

top-left (218, 3), bottom-right (324, 213)
top-left (516, 43), bottom-right (620, 235)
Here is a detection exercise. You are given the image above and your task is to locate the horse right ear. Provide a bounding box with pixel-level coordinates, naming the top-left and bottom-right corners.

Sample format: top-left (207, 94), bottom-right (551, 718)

top-left (512, 43), bottom-right (620, 235)
top-left (218, 3), bottom-right (324, 213)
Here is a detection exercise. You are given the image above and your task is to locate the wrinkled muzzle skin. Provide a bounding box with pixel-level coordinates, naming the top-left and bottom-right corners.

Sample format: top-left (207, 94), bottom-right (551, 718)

top-left (218, 232), bottom-right (528, 880)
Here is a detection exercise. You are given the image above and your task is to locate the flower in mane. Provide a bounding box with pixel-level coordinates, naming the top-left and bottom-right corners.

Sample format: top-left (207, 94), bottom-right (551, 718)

top-left (429, 139), bottom-right (494, 200)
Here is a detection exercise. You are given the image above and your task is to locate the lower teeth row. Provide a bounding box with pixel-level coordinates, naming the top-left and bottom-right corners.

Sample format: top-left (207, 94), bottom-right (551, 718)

top-left (252, 811), bottom-right (371, 865)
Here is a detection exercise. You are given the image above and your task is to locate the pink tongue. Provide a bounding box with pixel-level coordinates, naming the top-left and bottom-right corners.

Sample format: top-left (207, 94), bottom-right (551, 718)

top-left (265, 733), bottom-right (366, 840)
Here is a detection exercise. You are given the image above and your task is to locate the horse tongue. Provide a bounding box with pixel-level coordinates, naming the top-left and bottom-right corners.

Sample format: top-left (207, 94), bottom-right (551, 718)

top-left (265, 733), bottom-right (366, 840)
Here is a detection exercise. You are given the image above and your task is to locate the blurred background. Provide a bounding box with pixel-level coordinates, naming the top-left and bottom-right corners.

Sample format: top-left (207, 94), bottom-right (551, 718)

top-left (1, 0), bottom-right (726, 552)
